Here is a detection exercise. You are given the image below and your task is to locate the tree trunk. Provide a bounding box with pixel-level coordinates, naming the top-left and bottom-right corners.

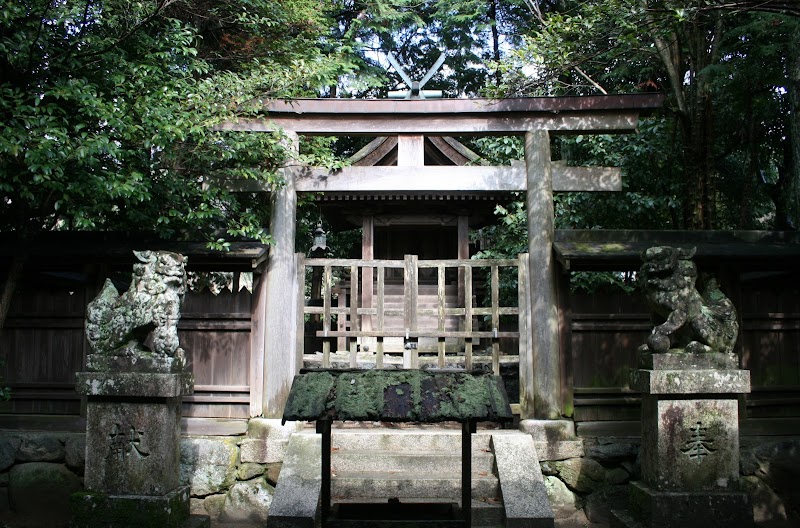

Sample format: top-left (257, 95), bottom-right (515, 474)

top-left (789, 27), bottom-right (800, 228)
top-left (489, 0), bottom-right (502, 86)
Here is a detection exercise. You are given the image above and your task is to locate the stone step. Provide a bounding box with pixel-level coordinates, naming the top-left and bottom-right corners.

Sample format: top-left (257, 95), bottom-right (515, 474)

top-left (472, 498), bottom-right (506, 528)
top-left (331, 430), bottom-right (493, 452)
top-left (331, 451), bottom-right (495, 474)
top-left (331, 498), bottom-right (504, 528)
top-left (331, 471), bottom-right (500, 501)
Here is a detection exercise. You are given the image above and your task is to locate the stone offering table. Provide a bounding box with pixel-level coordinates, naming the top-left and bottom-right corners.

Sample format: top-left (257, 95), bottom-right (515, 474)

top-left (612, 352), bottom-right (752, 528)
top-left (282, 368), bottom-right (514, 528)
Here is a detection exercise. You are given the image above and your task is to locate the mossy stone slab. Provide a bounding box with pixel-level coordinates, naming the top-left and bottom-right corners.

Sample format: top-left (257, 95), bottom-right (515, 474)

top-left (282, 369), bottom-right (513, 423)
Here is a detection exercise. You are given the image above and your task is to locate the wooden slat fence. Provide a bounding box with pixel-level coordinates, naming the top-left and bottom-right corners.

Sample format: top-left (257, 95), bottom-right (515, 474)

top-left (566, 269), bottom-right (800, 430)
top-left (0, 268), bottom-right (255, 421)
top-left (180, 286), bottom-right (253, 419)
top-left (300, 255), bottom-right (528, 376)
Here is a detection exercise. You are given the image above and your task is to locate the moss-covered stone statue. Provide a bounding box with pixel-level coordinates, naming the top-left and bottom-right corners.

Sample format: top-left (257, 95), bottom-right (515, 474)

top-left (85, 250), bottom-right (188, 373)
top-left (638, 246), bottom-right (738, 355)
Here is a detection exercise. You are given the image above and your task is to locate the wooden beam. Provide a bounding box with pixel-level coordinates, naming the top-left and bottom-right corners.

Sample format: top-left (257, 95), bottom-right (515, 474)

top-left (218, 112), bottom-right (642, 136)
top-left (249, 262), bottom-right (268, 417)
top-left (397, 135), bottom-right (425, 166)
top-left (361, 216), bottom-right (374, 334)
top-left (254, 165), bottom-right (620, 193)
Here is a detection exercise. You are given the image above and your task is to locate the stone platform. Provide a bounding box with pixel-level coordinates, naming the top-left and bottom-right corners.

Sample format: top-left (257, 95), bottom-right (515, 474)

top-left (612, 353), bottom-right (753, 528)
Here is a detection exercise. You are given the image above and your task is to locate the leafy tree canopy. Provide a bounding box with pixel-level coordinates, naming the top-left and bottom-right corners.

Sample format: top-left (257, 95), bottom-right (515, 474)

top-left (0, 0), bottom-right (361, 246)
top-left (484, 1), bottom-right (800, 235)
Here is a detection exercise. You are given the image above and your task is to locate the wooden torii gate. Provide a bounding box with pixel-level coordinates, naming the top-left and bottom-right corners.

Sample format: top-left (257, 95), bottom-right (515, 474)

top-left (220, 94), bottom-right (664, 420)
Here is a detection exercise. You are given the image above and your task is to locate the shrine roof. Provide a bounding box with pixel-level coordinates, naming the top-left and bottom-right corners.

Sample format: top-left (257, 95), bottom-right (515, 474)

top-left (282, 369), bottom-right (514, 424)
top-left (0, 232), bottom-right (269, 270)
top-left (554, 229), bottom-right (800, 271)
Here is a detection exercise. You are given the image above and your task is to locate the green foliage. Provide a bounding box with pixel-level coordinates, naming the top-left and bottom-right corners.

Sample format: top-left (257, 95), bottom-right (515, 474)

top-left (320, 0), bottom-right (531, 98)
top-left (0, 0), bottom-right (358, 246)
top-left (490, 1), bottom-right (800, 231)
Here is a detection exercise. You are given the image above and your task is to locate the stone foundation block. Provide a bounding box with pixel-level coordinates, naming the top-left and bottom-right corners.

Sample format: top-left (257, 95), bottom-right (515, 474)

top-left (519, 419), bottom-right (575, 442)
top-left (641, 397), bottom-right (739, 491)
top-left (534, 440), bottom-right (584, 461)
top-left (625, 481), bottom-right (752, 528)
top-left (16, 433), bottom-right (64, 462)
top-left (246, 418), bottom-right (300, 440)
top-left (9, 462), bottom-right (82, 517)
top-left (631, 369), bottom-right (750, 395)
top-left (85, 399), bottom-right (182, 495)
top-left (70, 485), bottom-right (208, 528)
top-left (240, 419), bottom-right (298, 464)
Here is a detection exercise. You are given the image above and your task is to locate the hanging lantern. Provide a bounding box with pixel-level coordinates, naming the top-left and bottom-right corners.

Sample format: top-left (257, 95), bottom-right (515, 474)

top-left (310, 224), bottom-right (328, 255)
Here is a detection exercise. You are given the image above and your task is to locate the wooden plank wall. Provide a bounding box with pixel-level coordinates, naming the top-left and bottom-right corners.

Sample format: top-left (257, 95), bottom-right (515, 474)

top-left (180, 288), bottom-right (252, 419)
top-left (0, 268), bottom-right (253, 421)
top-left (566, 268), bottom-right (800, 429)
top-left (567, 285), bottom-right (650, 422)
top-left (738, 270), bottom-right (800, 421)
top-left (0, 280), bottom-right (87, 415)
top-left (3, 263), bottom-right (799, 429)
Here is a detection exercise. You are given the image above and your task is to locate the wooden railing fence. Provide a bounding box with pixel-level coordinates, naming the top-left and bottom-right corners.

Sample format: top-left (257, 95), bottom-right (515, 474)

top-left (299, 254), bottom-right (529, 375)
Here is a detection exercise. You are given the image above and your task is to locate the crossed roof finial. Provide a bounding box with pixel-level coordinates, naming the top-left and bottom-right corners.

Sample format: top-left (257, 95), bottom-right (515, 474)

top-left (386, 52), bottom-right (446, 100)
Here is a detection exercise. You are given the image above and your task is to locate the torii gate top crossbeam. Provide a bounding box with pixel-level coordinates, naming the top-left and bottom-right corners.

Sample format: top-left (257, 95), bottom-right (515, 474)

top-left (219, 94), bottom-right (664, 136)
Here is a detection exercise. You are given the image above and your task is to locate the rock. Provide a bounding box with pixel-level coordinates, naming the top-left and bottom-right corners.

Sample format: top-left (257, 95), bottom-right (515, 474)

top-left (741, 448), bottom-right (760, 476)
top-left (16, 433), bottom-right (63, 462)
top-left (544, 475), bottom-right (581, 519)
top-left (64, 434), bottom-right (86, 474)
top-left (584, 484), bottom-right (629, 524)
top-left (265, 463), bottom-right (282, 486)
top-left (180, 437), bottom-right (238, 496)
top-left (621, 460), bottom-right (638, 479)
top-left (740, 475), bottom-right (789, 527)
top-left (585, 438), bottom-right (639, 464)
top-left (552, 458), bottom-right (606, 493)
top-left (750, 439), bottom-right (800, 514)
top-left (237, 462), bottom-right (265, 481)
top-left (190, 497), bottom-right (206, 516)
top-left (0, 436), bottom-right (20, 471)
top-left (606, 466), bottom-right (630, 485)
top-left (540, 461), bottom-right (558, 476)
top-left (0, 473), bottom-right (8, 486)
top-left (220, 478), bottom-right (274, 523)
top-left (557, 509), bottom-right (592, 528)
top-left (752, 440), bottom-right (800, 487)
top-left (8, 463), bottom-right (82, 518)
top-left (0, 488), bottom-right (8, 513)
top-left (204, 493), bottom-right (226, 519)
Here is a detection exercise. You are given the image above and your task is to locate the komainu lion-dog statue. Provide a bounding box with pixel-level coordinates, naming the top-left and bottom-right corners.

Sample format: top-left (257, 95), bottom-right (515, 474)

top-left (85, 250), bottom-right (188, 372)
top-left (638, 246), bottom-right (738, 355)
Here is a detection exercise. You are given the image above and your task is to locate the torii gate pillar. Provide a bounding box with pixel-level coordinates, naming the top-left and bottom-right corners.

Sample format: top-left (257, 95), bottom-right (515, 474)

top-left (262, 132), bottom-right (301, 418)
top-left (524, 130), bottom-right (561, 420)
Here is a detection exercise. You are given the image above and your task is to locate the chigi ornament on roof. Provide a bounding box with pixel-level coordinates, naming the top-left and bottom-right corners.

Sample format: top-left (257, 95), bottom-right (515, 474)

top-left (386, 52), bottom-right (446, 100)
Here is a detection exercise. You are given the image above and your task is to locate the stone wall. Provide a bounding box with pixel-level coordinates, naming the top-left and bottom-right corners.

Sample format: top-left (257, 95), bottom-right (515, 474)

top-left (0, 419), bottom-right (296, 526)
top-left (0, 425), bottom-right (799, 527)
top-left (541, 437), bottom-right (800, 527)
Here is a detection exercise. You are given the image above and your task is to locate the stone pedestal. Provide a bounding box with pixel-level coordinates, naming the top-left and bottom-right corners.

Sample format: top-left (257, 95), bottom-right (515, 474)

top-left (72, 372), bottom-right (208, 528)
top-left (612, 353), bottom-right (753, 528)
